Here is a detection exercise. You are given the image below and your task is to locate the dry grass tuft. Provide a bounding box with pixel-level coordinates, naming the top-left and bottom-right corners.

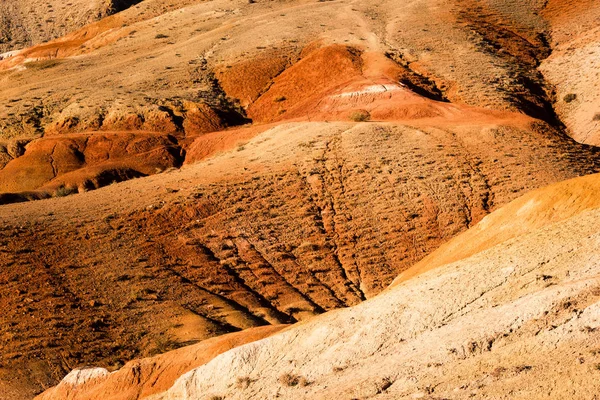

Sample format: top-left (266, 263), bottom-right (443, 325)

top-left (349, 110), bottom-right (370, 122)
top-left (279, 372), bottom-right (309, 387)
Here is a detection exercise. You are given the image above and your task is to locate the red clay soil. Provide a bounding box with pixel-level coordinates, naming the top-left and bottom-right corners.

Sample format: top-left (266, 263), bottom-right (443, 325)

top-left (215, 51), bottom-right (294, 107)
top-left (543, 0), bottom-right (598, 31)
top-left (244, 45), bottom-right (532, 126)
top-left (0, 16), bottom-right (125, 71)
top-left (0, 0), bottom-right (202, 71)
top-left (183, 123), bottom-right (277, 165)
top-left (0, 132), bottom-right (182, 195)
top-left (246, 45), bottom-right (366, 122)
top-left (44, 102), bottom-right (224, 137)
top-left (0, 99), bottom-right (229, 202)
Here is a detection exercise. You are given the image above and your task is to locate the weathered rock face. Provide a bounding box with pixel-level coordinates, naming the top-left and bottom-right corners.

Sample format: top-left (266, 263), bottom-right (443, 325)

top-left (393, 173), bottom-right (600, 285)
top-left (2, 118), bottom-right (599, 399)
top-left (0, 132), bottom-right (183, 196)
top-left (0, 99), bottom-right (229, 203)
top-left (243, 46), bottom-right (492, 124)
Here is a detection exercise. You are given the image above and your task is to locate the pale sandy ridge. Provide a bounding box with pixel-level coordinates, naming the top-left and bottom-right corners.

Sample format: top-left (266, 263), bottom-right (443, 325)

top-left (35, 326), bottom-right (286, 400)
top-left (539, 0), bottom-right (600, 145)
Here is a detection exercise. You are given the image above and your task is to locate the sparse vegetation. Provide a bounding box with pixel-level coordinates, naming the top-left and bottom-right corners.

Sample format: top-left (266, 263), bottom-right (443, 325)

top-left (24, 59), bottom-right (62, 70)
top-left (2, 1), bottom-right (600, 398)
top-left (129, 289), bottom-right (143, 302)
top-left (375, 377), bottom-right (393, 393)
top-left (54, 185), bottom-right (75, 197)
top-left (150, 335), bottom-right (178, 356)
top-left (514, 365), bottom-right (533, 373)
top-left (349, 110), bottom-right (371, 122)
top-left (236, 376), bottom-right (252, 389)
top-left (279, 373), bottom-right (309, 387)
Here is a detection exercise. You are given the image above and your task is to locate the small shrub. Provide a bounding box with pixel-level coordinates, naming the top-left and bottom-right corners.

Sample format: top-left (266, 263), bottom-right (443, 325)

top-left (274, 95), bottom-right (287, 102)
top-left (349, 110), bottom-right (371, 122)
top-left (407, 212), bottom-right (420, 220)
top-left (279, 373), bottom-right (308, 387)
top-left (155, 34), bottom-right (169, 39)
top-left (563, 93), bottom-right (577, 103)
top-left (129, 289), bottom-right (142, 301)
top-left (54, 186), bottom-right (75, 197)
top-left (375, 377), bottom-right (393, 393)
top-left (24, 59), bottom-right (61, 70)
top-left (236, 376), bottom-right (252, 389)
top-left (298, 376), bottom-right (309, 386)
top-left (514, 365), bottom-right (532, 373)
top-left (592, 113), bottom-right (600, 121)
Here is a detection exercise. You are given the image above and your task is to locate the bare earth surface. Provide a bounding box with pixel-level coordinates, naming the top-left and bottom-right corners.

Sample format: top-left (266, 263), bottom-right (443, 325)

top-left (148, 173), bottom-right (600, 400)
top-left (0, 0), bottom-right (599, 398)
top-left (37, 173), bottom-right (600, 399)
top-left (0, 0), bottom-right (143, 53)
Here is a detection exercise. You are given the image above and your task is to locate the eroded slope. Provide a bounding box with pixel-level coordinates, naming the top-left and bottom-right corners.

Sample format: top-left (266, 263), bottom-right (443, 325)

top-left (39, 173), bottom-right (600, 400)
top-left (1, 0), bottom-right (600, 398)
top-left (1, 117), bottom-right (600, 398)
top-left (1, 0), bottom-right (596, 198)
top-left (157, 174), bottom-right (600, 399)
